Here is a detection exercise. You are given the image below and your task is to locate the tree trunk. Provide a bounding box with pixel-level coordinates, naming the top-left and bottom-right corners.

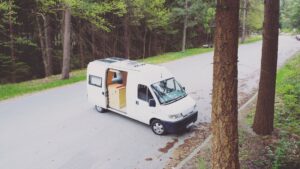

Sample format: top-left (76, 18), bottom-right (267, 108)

top-left (113, 34), bottom-right (117, 56)
top-left (8, 0), bottom-right (16, 82)
top-left (241, 0), bottom-right (248, 43)
top-left (91, 26), bottom-right (96, 59)
top-left (44, 14), bottom-right (53, 76)
top-left (211, 0), bottom-right (240, 168)
top-left (124, 14), bottom-right (130, 59)
top-left (78, 31), bottom-right (85, 69)
top-left (36, 14), bottom-right (53, 77)
top-left (182, 0), bottom-right (188, 52)
top-left (142, 28), bottom-right (147, 59)
top-left (35, 16), bottom-right (48, 77)
top-left (253, 0), bottom-right (280, 135)
top-left (79, 23), bottom-right (85, 68)
top-left (148, 32), bottom-right (152, 57)
top-left (61, 6), bottom-right (71, 79)
top-left (153, 33), bottom-right (158, 55)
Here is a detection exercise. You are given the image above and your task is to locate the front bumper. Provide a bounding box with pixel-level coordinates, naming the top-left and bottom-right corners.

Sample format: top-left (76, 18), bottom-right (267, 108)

top-left (162, 111), bottom-right (198, 134)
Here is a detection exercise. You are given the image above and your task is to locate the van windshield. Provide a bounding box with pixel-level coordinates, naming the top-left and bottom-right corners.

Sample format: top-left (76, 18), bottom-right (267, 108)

top-left (151, 78), bottom-right (187, 105)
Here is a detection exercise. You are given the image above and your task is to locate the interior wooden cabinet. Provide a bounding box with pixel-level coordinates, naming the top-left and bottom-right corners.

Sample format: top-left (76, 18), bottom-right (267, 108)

top-left (106, 69), bottom-right (128, 111)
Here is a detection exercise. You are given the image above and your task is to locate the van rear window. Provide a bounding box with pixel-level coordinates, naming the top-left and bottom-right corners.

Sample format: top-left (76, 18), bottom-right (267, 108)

top-left (89, 75), bottom-right (102, 87)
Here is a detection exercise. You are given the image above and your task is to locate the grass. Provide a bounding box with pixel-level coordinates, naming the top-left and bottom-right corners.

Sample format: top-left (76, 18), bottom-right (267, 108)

top-left (198, 158), bottom-right (207, 169)
top-left (241, 35), bottom-right (262, 44)
top-left (0, 69), bottom-right (86, 101)
top-left (274, 53), bottom-right (300, 135)
top-left (0, 35), bottom-right (263, 101)
top-left (141, 47), bottom-right (213, 64)
top-left (245, 52), bottom-right (300, 168)
top-left (246, 52), bottom-right (300, 135)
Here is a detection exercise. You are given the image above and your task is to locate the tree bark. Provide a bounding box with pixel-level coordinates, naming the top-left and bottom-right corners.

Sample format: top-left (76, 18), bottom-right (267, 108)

top-left (142, 28), bottom-right (147, 59)
top-left (35, 16), bottom-right (48, 76)
top-left (124, 14), bottom-right (130, 59)
top-left (61, 6), bottom-right (71, 79)
top-left (78, 21), bottom-right (85, 69)
top-left (36, 14), bottom-right (53, 77)
top-left (8, 0), bottom-right (16, 82)
top-left (182, 0), bottom-right (188, 52)
top-left (148, 32), bottom-right (152, 57)
top-left (44, 14), bottom-right (53, 76)
top-left (79, 23), bottom-right (85, 68)
top-left (211, 0), bottom-right (240, 169)
top-left (241, 0), bottom-right (248, 43)
top-left (91, 26), bottom-right (96, 59)
top-left (253, 0), bottom-right (279, 135)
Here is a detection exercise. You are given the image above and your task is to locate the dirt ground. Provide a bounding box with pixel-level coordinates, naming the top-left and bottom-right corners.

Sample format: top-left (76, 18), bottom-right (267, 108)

top-left (164, 123), bottom-right (211, 169)
top-left (171, 96), bottom-right (300, 169)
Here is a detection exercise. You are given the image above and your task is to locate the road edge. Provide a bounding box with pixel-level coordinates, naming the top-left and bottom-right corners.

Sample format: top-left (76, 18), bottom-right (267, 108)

top-left (173, 92), bottom-right (258, 169)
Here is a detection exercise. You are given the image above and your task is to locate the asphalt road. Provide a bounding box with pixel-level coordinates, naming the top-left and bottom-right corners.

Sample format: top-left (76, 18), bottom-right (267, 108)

top-left (1, 36), bottom-right (299, 169)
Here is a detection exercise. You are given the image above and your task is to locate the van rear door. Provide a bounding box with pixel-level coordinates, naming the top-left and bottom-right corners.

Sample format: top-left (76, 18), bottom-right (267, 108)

top-left (87, 65), bottom-right (107, 108)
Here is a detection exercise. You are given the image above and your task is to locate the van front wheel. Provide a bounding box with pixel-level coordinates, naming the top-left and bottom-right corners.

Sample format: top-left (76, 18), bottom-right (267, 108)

top-left (95, 105), bottom-right (105, 113)
top-left (151, 120), bottom-right (166, 135)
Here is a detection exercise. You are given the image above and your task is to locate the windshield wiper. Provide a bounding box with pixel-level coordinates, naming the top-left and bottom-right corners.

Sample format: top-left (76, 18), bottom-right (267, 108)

top-left (166, 94), bottom-right (187, 104)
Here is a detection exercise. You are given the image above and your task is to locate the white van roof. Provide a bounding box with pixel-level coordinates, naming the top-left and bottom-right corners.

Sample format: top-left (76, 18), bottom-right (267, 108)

top-left (88, 57), bottom-right (173, 85)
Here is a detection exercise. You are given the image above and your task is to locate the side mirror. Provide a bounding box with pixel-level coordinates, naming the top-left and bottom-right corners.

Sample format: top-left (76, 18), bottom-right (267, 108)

top-left (183, 87), bottom-right (186, 91)
top-left (149, 99), bottom-right (156, 107)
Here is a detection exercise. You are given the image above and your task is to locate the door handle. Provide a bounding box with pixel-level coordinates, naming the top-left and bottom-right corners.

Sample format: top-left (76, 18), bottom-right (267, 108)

top-left (136, 100), bottom-right (139, 105)
top-left (102, 92), bottom-right (105, 95)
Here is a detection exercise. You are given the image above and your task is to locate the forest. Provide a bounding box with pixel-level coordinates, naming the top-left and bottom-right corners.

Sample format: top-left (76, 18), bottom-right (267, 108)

top-left (0, 0), bottom-right (267, 83)
top-left (0, 0), bottom-right (300, 169)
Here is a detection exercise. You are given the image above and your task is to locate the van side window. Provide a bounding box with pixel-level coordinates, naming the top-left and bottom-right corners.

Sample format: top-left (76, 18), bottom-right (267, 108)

top-left (89, 75), bottom-right (102, 87)
top-left (138, 84), bottom-right (154, 102)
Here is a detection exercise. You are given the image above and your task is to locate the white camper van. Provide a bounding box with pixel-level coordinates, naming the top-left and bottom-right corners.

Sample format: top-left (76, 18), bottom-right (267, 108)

top-left (87, 57), bottom-right (198, 135)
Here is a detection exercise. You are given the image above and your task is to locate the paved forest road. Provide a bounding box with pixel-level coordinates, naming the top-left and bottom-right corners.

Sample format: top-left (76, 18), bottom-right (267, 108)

top-left (1, 36), bottom-right (300, 169)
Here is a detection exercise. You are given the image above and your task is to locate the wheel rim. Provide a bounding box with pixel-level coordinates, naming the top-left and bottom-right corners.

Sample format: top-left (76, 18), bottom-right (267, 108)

top-left (153, 122), bottom-right (164, 134)
top-left (96, 106), bottom-right (102, 112)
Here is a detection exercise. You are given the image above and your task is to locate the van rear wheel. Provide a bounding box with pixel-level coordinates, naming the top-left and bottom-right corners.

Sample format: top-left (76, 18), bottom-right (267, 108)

top-left (151, 120), bottom-right (166, 135)
top-left (95, 105), bottom-right (105, 113)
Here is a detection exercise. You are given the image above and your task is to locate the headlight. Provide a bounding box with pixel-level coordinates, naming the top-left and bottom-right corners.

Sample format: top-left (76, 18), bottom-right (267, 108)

top-left (169, 113), bottom-right (183, 119)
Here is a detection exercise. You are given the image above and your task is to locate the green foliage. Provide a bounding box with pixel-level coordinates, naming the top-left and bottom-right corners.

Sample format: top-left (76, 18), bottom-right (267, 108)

top-left (198, 158), bottom-right (206, 169)
top-left (0, 0), bottom-right (17, 30)
top-left (15, 37), bottom-right (37, 47)
top-left (171, 0), bottom-right (213, 29)
top-left (247, 0), bottom-right (264, 32)
top-left (275, 54), bottom-right (300, 135)
top-left (36, 0), bottom-right (126, 31)
top-left (0, 54), bottom-right (31, 83)
top-left (280, 0), bottom-right (300, 31)
top-left (272, 134), bottom-right (300, 169)
top-left (202, 7), bottom-right (215, 33)
top-left (63, 0), bottom-right (126, 31)
top-left (125, 0), bottom-right (169, 30)
top-left (0, 54), bottom-right (13, 83)
top-left (142, 0), bottom-right (170, 30)
top-left (0, 0), bottom-right (32, 83)
top-left (273, 138), bottom-right (290, 169)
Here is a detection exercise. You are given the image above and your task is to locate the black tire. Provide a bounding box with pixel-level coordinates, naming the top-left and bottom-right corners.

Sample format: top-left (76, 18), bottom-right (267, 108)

top-left (95, 105), bottom-right (105, 113)
top-left (151, 119), bottom-right (166, 135)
